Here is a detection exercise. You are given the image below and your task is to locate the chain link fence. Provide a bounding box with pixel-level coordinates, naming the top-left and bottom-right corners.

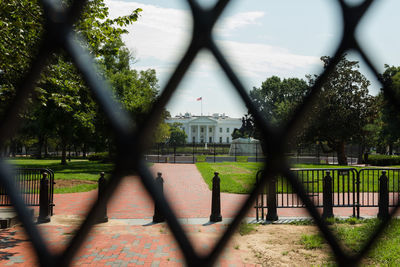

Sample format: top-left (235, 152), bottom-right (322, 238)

top-left (1, 0), bottom-right (400, 266)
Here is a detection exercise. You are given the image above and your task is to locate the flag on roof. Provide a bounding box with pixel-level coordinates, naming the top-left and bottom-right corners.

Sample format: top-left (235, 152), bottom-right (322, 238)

top-left (196, 97), bottom-right (202, 101)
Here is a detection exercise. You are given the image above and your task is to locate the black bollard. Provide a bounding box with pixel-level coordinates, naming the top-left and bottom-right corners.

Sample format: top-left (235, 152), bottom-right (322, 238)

top-left (322, 171), bottom-right (334, 219)
top-left (378, 171), bottom-right (389, 220)
top-left (38, 172), bottom-right (51, 223)
top-left (210, 172), bottom-right (222, 222)
top-left (266, 176), bottom-right (278, 221)
top-left (153, 172), bottom-right (165, 223)
top-left (96, 172), bottom-right (108, 223)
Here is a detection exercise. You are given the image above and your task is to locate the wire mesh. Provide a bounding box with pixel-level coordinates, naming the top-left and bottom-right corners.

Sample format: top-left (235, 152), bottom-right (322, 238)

top-left (0, 0), bottom-right (400, 266)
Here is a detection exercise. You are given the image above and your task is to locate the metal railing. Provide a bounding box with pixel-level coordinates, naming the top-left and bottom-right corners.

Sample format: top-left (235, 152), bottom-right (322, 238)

top-left (145, 142), bottom-right (264, 163)
top-left (1, 0), bottom-right (400, 266)
top-left (256, 168), bottom-right (400, 220)
top-left (0, 168), bottom-right (55, 215)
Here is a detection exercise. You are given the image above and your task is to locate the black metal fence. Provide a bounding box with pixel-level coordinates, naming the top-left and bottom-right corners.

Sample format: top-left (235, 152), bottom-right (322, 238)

top-left (1, 0), bottom-right (400, 266)
top-left (0, 168), bottom-right (55, 215)
top-left (145, 142), bottom-right (264, 163)
top-left (256, 168), bottom-right (399, 220)
top-left (145, 142), bottom-right (363, 164)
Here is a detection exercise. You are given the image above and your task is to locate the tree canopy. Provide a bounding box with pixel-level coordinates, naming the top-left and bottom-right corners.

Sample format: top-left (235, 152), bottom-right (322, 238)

top-left (0, 0), bottom-right (161, 164)
top-left (249, 55), bottom-right (377, 165)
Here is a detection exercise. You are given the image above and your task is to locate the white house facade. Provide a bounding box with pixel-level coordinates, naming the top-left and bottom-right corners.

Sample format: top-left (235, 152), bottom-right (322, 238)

top-left (166, 113), bottom-right (242, 144)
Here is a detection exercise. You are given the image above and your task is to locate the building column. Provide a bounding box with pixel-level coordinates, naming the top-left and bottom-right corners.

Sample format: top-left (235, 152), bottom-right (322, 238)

top-left (213, 126), bottom-right (216, 143)
top-left (206, 125), bottom-right (209, 144)
top-left (188, 124), bottom-right (191, 143)
top-left (197, 125), bottom-right (200, 143)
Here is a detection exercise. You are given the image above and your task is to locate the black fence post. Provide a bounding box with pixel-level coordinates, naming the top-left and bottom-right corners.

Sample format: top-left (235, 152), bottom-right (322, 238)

top-left (38, 172), bottom-right (50, 223)
top-left (234, 143), bottom-right (237, 162)
top-left (378, 170), bottom-right (389, 220)
top-left (153, 172), bottom-right (165, 223)
top-left (255, 143), bottom-right (258, 162)
top-left (210, 172), bottom-right (222, 222)
top-left (266, 177), bottom-right (278, 221)
top-left (214, 143), bottom-right (216, 163)
top-left (322, 171), bottom-right (334, 219)
top-left (192, 142), bottom-right (195, 163)
top-left (96, 172), bottom-right (108, 223)
top-left (157, 143), bottom-right (160, 163)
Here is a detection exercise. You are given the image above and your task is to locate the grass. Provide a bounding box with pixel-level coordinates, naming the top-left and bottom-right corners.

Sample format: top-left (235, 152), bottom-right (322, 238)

top-left (196, 162), bottom-right (264, 193)
top-left (238, 221), bottom-right (257, 236)
top-left (8, 158), bottom-right (113, 193)
top-left (299, 233), bottom-right (324, 249)
top-left (196, 162), bottom-right (400, 194)
top-left (297, 218), bottom-right (400, 265)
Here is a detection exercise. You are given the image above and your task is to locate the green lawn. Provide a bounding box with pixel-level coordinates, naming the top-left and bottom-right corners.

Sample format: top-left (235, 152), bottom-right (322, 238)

top-left (299, 218), bottom-right (400, 266)
top-left (196, 162), bottom-right (400, 194)
top-left (8, 158), bottom-right (114, 193)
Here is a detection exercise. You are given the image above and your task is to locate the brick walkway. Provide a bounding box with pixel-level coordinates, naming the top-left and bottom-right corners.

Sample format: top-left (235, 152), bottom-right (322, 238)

top-left (0, 163), bottom-right (391, 266)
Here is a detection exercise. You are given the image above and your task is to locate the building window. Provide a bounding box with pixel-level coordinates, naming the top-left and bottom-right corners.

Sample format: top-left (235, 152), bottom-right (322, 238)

top-left (201, 127), bottom-right (204, 133)
top-left (209, 137), bottom-right (212, 143)
top-left (226, 137), bottom-right (229, 143)
top-left (219, 127), bottom-right (222, 133)
top-left (219, 137), bottom-right (222, 143)
top-left (192, 127), bottom-right (195, 133)
top-left (182, 127), bottom-right (185, 132)
top-left (226, 128), bottom-right (229, 133)
top-left (192, 136), bottom-right (195, 143)
top-left (209, 127), bottom-right (212, 133)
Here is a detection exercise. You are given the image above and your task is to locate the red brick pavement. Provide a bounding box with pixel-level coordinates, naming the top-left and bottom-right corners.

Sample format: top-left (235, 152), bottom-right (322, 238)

top-left (0, 222), bottom-right (249, 266)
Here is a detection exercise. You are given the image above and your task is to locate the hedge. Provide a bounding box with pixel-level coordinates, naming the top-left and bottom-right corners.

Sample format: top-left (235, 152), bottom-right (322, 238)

top-left (88, 152), bottom-right (110, 162)
top-left (366, 154), bottom-right (400, 166)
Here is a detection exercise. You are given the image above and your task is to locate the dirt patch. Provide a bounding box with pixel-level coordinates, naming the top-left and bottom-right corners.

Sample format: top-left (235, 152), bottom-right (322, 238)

top-left (231, 224), bottom-right (332, 266)
top-left (54, 179), bottom-right (97, 188)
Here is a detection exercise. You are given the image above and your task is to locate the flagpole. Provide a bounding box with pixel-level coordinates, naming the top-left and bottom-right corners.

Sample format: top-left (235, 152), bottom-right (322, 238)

top-left (201, 98), bottom-right (203, 116)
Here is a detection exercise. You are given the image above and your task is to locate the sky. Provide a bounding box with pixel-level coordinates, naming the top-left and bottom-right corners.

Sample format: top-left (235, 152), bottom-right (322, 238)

top-left (104, 0), bottom-right (400, 118)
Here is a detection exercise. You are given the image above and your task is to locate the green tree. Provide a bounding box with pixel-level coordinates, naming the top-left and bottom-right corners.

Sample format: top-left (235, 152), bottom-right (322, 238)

top-left (0, 0), bottom-right (143, 163)
top-left (167, 123), bottom-right (187, 146)
top-left (250, 76), bottom-right (310, 127)
top-left (377, 65), bottom-right (400, 155)
top-left (307, 55), bottom-right (376, 165)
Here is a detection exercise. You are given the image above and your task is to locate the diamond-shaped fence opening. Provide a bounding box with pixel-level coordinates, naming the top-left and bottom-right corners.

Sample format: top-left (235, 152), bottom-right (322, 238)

top-left (1, 0), bottom-right (400, 266)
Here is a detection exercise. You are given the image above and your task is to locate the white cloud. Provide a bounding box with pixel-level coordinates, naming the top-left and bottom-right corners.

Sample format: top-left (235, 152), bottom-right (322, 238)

top-left (105, 0), bottom-right (192, 65)
top-left (104, 0), bottom-right (321, 105)
top-left (217, 40), bottom-right (321, 79)
top-left (215, 11), bottom-right (264, 36)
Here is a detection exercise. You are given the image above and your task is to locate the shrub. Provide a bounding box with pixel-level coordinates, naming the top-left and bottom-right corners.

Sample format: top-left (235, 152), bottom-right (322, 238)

top-left (367, 154), bottom-right (400, 166)
top-left (88, 152), bottom-right (110, 162)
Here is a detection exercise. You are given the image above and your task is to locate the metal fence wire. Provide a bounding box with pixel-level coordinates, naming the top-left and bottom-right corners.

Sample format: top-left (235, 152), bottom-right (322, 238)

top-left (0, 0), bottom-right (399, 266)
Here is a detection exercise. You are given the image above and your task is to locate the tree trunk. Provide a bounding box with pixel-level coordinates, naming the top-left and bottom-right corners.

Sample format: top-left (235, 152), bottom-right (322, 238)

top-left (61, 141), bottom-right (67, 165)
top-left (44, 137), bottom-right (49, 158)
top-left (388, 143), bottom-right (393, 155)
top-left (11, 139), bottom-right (16, 158)
top-left (357, 142), bottom-right (364, 164)
top-left (37, 135), bottom-right (43, 159)
top-left (82, 144), bottom-right (87, 158)
top-left (336, 141), bottom-right (348, 166)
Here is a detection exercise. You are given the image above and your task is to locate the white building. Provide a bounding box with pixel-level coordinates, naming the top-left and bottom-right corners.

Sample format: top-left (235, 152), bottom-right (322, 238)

top-left (166, 113), bottom-right (242, 144)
